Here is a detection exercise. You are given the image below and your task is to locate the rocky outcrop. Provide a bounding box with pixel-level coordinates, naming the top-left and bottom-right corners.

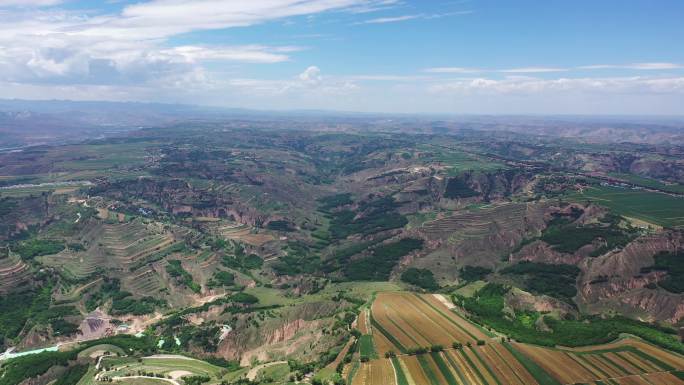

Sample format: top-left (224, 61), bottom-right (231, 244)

top-left (578, 231), bottom-right (684, 323)
top-left (505, 288), bottom-right (576, 317)
top-left (511, 240), bottom-right (583, 265)
top-left (94, 177), bottom-right (271, 227)
top-left (216, 301), bottom-right (340, 365)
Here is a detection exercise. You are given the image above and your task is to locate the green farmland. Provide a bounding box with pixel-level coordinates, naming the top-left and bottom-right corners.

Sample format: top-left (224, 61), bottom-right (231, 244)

top-left (566, 185), bottom-right (684, 228)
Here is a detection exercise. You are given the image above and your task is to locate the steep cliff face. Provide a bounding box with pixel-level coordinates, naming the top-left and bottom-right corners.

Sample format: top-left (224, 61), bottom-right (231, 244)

top-left (94, 177), bottom-right (271, 227)
top-left (0, 195), bottom-right (50, 240)
top-left (578, 231), bottom-right (684, 323)
top-left (511, 240), bottom-right (583, 265)
top-left (460, 170), bottom-right (535, 200)
top-left (216, 301), bottom-right (342, 365)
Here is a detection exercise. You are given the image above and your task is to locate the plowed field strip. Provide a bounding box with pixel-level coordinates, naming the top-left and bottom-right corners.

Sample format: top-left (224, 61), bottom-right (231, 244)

top-left (600, 354), bottom-right (633, 376)
top-left (585, 355), bottom-right (623, 378)
top-left (490, 342), bottom-right (538, 385)
top-left (642, 372), bottom-right (684, 385)
top-left (444, 350), bottom-right (473, 385)
top-left (382, 294), bottom-right (453, 346)
top-left (462, 348), bottom-right (498, 385)
top-left (351, 362), bottom-right (369, 385)
top-left (403, 295), bottom-right (472, 345)
top-left (565, 352), bottom-right (604, 380)
top-left (619, 352), bottom-right (659, 372)
top-left (369, 359), bottom-right (396, 385)
top-left (480, 345), bottom-right (524, 385)
top-left (417, 354), bottom-right (447, 385)
top-left (384, 305), bottom-right (429, 347)
top-left (469, 347), bottom-right (503, 385)
top-left (430, 352), bottom-right (459, 385)
top-left (401, 356), bottom-right (430, 385)
top-left (515, 344), bottom-right (587, 383)
top-left (615, 375), bottom-right (650, 385)
top-left (604, 353), bottom-right (642, 374)
top-left (397, 357), bottom-right (417, 385)
top-left (358, 309), bottom-right (370, 335)
top-left (370, 313), bottom-right (407, 353)
top-left (575, 354), bottom-right (612, 379)
top-left (417, 294), bottom-right (489, 341)
top-left (391, 357), bottom-right (410, 385)
top-left (448, 350), bottom-right (485, 385)
top-left (400, 293), bottom-right (474, 343)
top-left (372, 302), bottom-right (420, 349)
top-left (626, 341), bottom-right (684, 370)
top-left (503, 343), bottom-right (562, 385)
top-left (372, 324), bottom-right (396, 356)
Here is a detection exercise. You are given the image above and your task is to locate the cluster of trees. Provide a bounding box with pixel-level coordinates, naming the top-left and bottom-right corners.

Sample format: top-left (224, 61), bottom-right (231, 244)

top-left (443, 178), bottom-right (478, 199)
top-left (264, 220), bottom-right (295, 232)
top-left (13, 238), bottom-right (65, 260)
top-left (271, 241), bottom-right (320, 276)
top-left (641, 250), bottom-right (684, 293)
top-left (220, 246), bottom-right (263, 272)
top-left (321, 235), bottom-right (390, 274)
top-left (459, 265), bottom-right (492, 282)
top-left (540, 214), bottom-right (634, 255)
top-left (53, 365), bottom-right (88, 385)
top-left (325, 196), bottom-right (407, 241)
top-left (0, 284), bottom-right (77, 348)
top-left (206, 271), bottom-right (236, 289)
top-left (184, 376), bottom-right (210, 385)
top-left (110, 292), bottom-right (166, 316)
top-left (456, 283), bottom-right (684, 354)
top-left (166, 260), bottom-right (200, 293)
top-left (501, 261), bottom-right (580, 302)
top-left (344, 238), bottom-right (423, 281)
top-left (85, 277), bottom-right (121, 312)
top-left (317, 193), bottom-right (353, 212)
top-left (400, 268), bottom-right (439, 291)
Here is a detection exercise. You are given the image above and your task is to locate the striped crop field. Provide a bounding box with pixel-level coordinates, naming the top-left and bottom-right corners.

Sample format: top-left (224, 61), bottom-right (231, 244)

top-left (351, 359), bottom-right (396, 385)
top-left (513, 338), bottom-right (684, 385)
top-left (348, 291), bottom-right (684, 385)
top-left (371, 292), bottom-right (489, 355)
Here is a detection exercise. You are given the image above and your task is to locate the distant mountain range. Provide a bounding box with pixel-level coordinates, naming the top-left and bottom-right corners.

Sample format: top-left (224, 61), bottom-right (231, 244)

top-left (1, 99), bottom-right (683, 149)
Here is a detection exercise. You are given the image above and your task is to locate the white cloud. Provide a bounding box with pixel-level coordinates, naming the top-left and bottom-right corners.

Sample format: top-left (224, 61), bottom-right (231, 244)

top-left (579, 62), bottom-right (682, 70)
top-left (299, 66), bottom-right (323, 85)
top-left (349, 74), bottom-right (430, 81)
top-left (428, 76), bottom-right (684, 95)
top-left (499, 67), bottom-right (568, 73)
top-left (357, 14), bottom-right (421, 24)
top-left (161, 46), bottom-right (292, 64)
top-left (356, 10), bottom-right (472, 25)
top-left (0, 0), bottom-right (384, 87)
top-left (0, 0), bottom-right (61, 7)
top-left (423, 67), bottom-right (482, 74)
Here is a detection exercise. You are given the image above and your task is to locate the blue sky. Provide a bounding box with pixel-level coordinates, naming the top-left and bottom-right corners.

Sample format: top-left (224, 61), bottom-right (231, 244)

top-left (0, 0), bottom-right (683, 114)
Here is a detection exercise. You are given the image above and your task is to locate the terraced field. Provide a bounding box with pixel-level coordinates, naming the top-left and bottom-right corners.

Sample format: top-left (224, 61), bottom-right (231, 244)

top-left (420, 203), bottom-right (532, 243)
top-left (40, 223), bottom-right (107, 282)
top-left (98, 220), bottom-right (178, 270)
top-left (0, 251), bottom-right (30, 293)
top-left (197, 219), bottom-right (274, 246)
top-left (351, 291), bottom-right (684, 385)
top-left (123, 268), bottom-right (166, 296)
